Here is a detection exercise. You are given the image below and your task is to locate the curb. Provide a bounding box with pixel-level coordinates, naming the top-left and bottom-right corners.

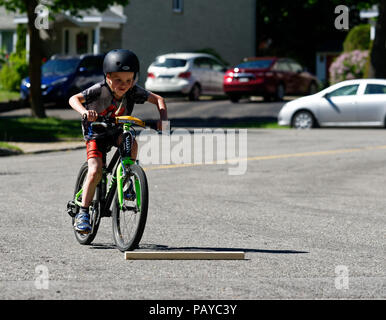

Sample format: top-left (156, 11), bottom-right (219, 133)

top-left (0, 143), bottom-right (85, 157)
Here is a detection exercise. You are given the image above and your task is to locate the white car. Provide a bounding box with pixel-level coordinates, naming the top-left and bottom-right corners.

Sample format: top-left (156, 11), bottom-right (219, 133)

top-left (278, 79), bottom-right (386, 129)
top-left (145, 52), bottom-right (226, 100)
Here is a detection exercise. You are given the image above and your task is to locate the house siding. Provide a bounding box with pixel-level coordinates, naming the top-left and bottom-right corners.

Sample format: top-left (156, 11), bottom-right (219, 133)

top-left (122, 0), bottom-right (256, 84)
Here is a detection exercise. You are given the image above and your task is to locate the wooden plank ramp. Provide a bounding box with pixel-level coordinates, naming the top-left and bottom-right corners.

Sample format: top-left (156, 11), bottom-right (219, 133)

top-left (124, 251), bottom-right (245, 260)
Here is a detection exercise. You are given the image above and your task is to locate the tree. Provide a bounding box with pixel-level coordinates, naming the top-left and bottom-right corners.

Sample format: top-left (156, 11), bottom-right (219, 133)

top-left (255, 0), bottom-right (383, 77)
top-left (0, 0), bottom-right (129, 118)
top-left (371, 0), bottom-right (386, 78)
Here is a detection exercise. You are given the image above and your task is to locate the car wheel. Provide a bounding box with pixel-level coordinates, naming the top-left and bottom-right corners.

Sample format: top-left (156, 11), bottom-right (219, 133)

top-left (189, 84), bottom-right (201, 101)
top-left (275, 83), bottom-right (285, 101)
top-left (228, 94), bottom-right (241, 103)
top-left (292, 110), bottom-right (315, 129)
top-left (308, 82), bottom-right (318, 95)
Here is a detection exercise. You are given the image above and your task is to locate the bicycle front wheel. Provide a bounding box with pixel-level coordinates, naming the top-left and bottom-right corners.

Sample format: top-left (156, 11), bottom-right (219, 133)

top-left (112, 164), bottom-right (149, 252)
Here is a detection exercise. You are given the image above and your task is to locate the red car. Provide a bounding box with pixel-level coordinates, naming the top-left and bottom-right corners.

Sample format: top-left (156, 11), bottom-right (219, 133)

top-left (223, 57), bottom-right (320, 102)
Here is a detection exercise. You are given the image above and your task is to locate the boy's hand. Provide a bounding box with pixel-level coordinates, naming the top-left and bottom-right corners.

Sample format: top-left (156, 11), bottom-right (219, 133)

top-left (82, 110), bottom-right (98, 122)
top-left (157, 119), bottom-right (170, 132)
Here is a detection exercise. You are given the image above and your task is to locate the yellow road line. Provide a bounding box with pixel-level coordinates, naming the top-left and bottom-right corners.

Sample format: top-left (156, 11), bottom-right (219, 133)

top-left (143, 145), bottom-right (386, 171)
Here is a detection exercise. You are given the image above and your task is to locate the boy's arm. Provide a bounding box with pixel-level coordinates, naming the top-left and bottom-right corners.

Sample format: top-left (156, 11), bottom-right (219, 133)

top-left (69, 93), bottom-right (98, 121)
top-left (147, 92), bottom-right (168, 130)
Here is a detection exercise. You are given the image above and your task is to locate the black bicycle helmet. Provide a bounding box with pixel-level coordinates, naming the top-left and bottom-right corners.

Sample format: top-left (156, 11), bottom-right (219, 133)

top-left (103, 49), bottom-right (140, 79)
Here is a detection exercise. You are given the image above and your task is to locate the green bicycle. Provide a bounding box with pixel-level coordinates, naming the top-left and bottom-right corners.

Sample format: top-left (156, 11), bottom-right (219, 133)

top-left (67, 115), bottom-right (150, 252)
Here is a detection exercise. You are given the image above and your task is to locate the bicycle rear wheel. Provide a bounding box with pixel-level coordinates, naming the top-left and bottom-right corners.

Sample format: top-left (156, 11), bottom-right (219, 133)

top-left (112, 164), bottom-right (148, 252)
top-left (72, 162), bottom-right (101, 245)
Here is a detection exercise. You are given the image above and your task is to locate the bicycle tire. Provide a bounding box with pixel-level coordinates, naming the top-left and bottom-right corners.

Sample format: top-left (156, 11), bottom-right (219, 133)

top-left (112, 164), bottom-right (148, 252)
top-left (72, 162), bottom-right (101, 245)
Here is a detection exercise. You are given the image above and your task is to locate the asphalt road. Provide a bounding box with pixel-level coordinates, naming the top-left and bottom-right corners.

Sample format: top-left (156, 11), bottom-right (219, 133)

top-left (1, 96), bottom-right (285, 127)
top-left (0, 127), bottom-right (385, 300)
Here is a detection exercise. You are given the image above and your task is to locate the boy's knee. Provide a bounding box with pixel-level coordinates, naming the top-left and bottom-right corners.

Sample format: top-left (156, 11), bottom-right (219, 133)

top-left (87, 159), bottom-right (103, 182)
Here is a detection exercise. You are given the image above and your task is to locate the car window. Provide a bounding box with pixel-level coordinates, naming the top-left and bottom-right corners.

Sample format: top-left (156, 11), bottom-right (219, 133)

top-left (364, 84), bottom-right (386, 94)
top-left (79, 57), bottom-right (103, 73)
top-left (153, 58), bottom-right (187, 68)
top-left (236, 59), bottom-right (273, 69)
top-left (42, 59), bottom-right (79, 76)
top-left (328, 85), bottom-right (359, 97)
top-left (272, 61), bottom-right (291, 72)
top-left (194, 57), bottom-right (211, 69)
top-left (289, 62), bottom-right (303, 73)
top-left (211, 60), bottom-right (225, 72)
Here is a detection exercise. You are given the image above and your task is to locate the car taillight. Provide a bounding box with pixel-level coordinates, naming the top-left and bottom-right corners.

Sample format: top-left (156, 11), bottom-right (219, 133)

top-left (147, 72), bottom-right (155, 78)
top-left (178, 71), bottom-right (191, 79)
top-left (224, 72), bottom-right (234, 83)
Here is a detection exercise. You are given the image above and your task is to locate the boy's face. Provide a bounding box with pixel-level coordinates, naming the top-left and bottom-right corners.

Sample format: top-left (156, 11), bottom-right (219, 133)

top-left (106, 72), bottom-right (135, 97)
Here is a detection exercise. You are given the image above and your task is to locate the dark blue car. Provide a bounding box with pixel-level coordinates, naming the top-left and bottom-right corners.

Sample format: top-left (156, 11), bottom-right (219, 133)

top-left (21, 54), bottom-right (105, 107)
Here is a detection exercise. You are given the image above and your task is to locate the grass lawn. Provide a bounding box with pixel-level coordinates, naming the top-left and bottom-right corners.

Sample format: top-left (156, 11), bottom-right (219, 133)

top-left (0, 90), bottom-right (20, 102)
top-left (0, 141), bottom-right (22, 152)
top-left (227, 122), bottom-right (289, 129)
top-left (0, 117), bottom-right (83, 142)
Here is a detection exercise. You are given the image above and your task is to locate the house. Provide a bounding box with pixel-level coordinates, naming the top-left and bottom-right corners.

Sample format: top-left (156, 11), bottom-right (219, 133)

top-left (121, 0), bottom-right (256, 83)
top-left (0, 0), bottom-right (256, 85)
top-left (0, 7), bottom-right (16, 54)
top-left (13, 5), bottom-right (126, 59)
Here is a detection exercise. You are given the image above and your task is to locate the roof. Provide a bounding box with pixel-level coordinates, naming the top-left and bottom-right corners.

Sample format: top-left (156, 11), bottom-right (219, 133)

top-left (13, 7), bottom-right (126, 26)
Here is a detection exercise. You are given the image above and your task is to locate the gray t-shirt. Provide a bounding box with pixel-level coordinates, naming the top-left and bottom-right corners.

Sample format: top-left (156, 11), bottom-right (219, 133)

top-left (81, 81), bottom-right (149, 139)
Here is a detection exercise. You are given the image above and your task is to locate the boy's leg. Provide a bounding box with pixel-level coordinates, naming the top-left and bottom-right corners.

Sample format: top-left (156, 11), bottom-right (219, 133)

top-left (74, 141), bottom-right (103, 234)
top-left (81, 157), bottom-right (103, 207)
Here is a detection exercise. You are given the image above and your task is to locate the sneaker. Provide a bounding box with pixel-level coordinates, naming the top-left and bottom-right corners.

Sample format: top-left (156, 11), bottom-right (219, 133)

top-left (74, 211), bottom-right (92, 234)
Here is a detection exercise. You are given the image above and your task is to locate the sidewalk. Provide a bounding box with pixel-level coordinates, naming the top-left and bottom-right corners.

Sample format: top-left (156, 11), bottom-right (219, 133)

top-left (0, 140), bottom-right (85, 156)
top-left (12, 140), bottom-right (85, 154)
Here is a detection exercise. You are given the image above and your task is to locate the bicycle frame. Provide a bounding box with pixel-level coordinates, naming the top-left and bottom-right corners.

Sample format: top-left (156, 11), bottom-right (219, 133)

top-left (73, 117), bottom-right (144, 214)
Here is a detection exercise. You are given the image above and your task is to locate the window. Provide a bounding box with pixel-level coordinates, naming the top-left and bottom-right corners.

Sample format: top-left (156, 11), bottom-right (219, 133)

top-left (237, 59), bottom-right (274, 69)
top-left (364, 84), bottom-right (386, 94)
top-left (0, 31), bottom-right (14, 54)
top-left (42, 59), bottom-right (79, 76)
top-left (328, 85), bottom-right (359, 97)
top-left (289, 62), bottom-right (303, 73)
top-left (172, 0), bottom-right (183, 13)
top-left (211, 60), bottom-right (225, 72)
top-left (272, 61), bottom-right (291, 72)
top-left (79, 57), bottom-right (103, 73)
top-left (194, 57), bottom-right (211, 69)
top-left (153, 58), bottom-right (187, 68)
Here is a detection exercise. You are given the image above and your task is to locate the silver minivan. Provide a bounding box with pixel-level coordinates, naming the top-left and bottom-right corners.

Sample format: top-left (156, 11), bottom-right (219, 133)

top-left (145, 52), bottom-right (226, 100)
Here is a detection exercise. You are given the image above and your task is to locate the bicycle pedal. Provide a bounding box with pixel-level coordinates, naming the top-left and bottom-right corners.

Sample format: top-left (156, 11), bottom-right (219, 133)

top-left (66, 201), bottom-right (77, 217)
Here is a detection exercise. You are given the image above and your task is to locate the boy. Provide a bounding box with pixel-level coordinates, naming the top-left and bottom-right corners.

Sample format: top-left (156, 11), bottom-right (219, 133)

top-left (69, 49), bottom-right (168, 234)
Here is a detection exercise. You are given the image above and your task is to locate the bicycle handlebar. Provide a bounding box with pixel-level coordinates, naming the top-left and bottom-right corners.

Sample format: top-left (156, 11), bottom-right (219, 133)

top-left (82, 113), bottom-right (167, 134)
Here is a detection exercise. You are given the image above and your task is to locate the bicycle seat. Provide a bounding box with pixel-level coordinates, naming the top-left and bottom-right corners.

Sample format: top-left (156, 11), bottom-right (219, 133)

top-left (115, 116), bottom-right (146, 128)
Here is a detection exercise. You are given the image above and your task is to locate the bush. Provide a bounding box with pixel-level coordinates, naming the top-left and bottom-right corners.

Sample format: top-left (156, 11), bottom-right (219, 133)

top-left (343, 24), bottom-right (371, 52)
top-left (0, 50), bottom-right (28, 91)
top-left (329, 50), bottom-right (368, 84)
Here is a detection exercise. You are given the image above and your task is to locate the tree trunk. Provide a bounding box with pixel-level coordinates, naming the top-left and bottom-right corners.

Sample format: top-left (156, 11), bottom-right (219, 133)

top-left (25, 0), bottom-right (46, 118)
top-left (371, 0), bottom-right (386, 78)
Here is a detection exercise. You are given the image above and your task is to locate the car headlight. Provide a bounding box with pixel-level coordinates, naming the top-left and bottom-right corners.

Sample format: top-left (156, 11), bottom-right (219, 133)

top-left (22, 79), bottom-right (30, 88)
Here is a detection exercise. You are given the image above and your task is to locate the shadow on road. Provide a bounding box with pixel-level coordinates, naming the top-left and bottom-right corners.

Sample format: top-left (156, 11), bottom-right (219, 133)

top-left (88, 243), bottom-right (308, 254)
top-left (146, 116), bottom-right (278, 128)
top-left (139, 244), bottom-right (308, 254)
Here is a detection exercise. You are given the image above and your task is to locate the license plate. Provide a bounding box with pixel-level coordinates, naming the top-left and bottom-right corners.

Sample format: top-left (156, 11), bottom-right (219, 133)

top-left (239, 78), bottom-right (249, 82)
